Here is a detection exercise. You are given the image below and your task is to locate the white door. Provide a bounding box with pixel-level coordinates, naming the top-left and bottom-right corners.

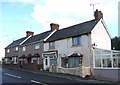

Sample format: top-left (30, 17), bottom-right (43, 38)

top-left (43, 56), bottom-right (50, 70)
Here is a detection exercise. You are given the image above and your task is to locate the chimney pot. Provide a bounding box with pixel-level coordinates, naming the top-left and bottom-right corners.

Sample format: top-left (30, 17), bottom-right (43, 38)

top-left (26, 31), bottom-right (34, 37)
top-left (50, 23), bottom-right (59, 31)
top-left (94, 9), bottom-right (103, 20)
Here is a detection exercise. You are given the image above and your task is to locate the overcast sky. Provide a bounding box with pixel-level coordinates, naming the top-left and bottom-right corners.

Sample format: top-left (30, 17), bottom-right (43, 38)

top-left (0, 0), bottom-right (119, 61)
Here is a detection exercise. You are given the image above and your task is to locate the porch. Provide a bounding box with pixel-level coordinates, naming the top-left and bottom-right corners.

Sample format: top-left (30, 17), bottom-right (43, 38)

top-left (93, 48), bottom-right (120, 82)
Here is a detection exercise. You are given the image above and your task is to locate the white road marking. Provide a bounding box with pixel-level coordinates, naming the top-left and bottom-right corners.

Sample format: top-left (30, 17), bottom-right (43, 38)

top-left (31, 80), bottom-right (47, 85)
top-left (4, 73), bottom-right (21, 79)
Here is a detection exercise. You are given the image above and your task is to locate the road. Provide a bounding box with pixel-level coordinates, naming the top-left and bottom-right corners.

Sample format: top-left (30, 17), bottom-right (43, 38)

top-left (2, 67), bottom-right (81, 84)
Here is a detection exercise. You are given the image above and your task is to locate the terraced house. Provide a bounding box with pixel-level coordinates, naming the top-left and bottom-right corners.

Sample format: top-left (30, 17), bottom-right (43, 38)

top-left (18, 29), bottom-right (56, 70)
top-left (5, 36), bottom-right (30, 65)
top-left (4, 24), bottom-right (58, 70)
top-left (43, 10), bottom-right (120, 82)
top-left (43, 9), bottom-right (111, 75)
top-left (4, 9), bottom-right (120, 82)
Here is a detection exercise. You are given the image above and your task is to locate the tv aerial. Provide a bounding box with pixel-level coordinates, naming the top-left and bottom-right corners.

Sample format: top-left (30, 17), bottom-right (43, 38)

top-left (90, 3), bottom-right (100, 13)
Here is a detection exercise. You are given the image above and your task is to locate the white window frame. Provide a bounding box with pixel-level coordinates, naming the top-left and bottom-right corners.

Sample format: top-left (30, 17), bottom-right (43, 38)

top-left (72, 36), bottom-right (81, 45)
top-left (7, 49), bottom-right (10, 53)
top-left (49, 41), bottom-right (55, 49)
top-left (35, 43), bottom-right (40, 49)
top-left (94, 48), bottom-right (120, 69)
top-left (15, 47), bottom-right (18, 51)
top-left (22, 46), bottom-right (26, 51)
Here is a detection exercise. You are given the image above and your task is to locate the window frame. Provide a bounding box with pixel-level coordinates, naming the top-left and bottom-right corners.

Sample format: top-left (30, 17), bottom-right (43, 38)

top-left (22, 46), bottom-right (26, 52)
top-left (72, 36), bottom-right (81, 46)
top-left (94, 49), bottom-right (120, 69)
top-left (35, 43), bottom-right (40, 49)
top-left (7, 49), bottom-right (10, 53)
top-left (68, 57), bottom-right (82, 68)
top-left (15, 46), bottom-right (18, 51)
top-left (49, 41), bottom-right (55, 49)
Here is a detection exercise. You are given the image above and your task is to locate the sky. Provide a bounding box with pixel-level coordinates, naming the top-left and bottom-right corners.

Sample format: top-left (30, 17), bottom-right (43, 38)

top-left (0, 0), bottom-right (119, 61)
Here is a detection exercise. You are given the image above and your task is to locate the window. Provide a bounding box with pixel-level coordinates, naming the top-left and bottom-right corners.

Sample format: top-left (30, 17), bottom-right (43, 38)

top-left (94, 49), bottom-right (120, 68)
top-left (45, 59), bottom-right (48, 65)
top-left (15, 47), bottom-right (18, 51)
top-left (22, 46), bottom-right (26, 51)
top-left (7, 49), bottom-right (10, 53)
top-left (49, 41), bottom-right (55, 49)
top-left (68, 57), bottom-right (82, 68)
top-left (72, 36), bottom-right (81, 45)
top-left (61, 57), bottom-right (68, 68)
top-left (35, 43), bottom-right (40, 49)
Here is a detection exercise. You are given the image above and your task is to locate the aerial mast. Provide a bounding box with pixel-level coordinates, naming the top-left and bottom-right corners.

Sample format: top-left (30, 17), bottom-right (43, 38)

top-left (90, 3), bottom-right (100, 14)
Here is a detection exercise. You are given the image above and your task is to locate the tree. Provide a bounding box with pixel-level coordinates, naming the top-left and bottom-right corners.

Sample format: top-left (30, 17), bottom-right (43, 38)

top-left (111, 36), bottom-right (120, 50)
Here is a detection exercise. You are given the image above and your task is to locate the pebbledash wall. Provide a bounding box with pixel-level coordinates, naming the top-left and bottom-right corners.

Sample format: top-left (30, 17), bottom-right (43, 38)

top-left (91, 20), bottom-right (111, 50)
top-left (43, 19), bottom-right (120, 82)
top-left (90, 20), bottom-right (120, 82)
top-left (44, 34), bottom-right (93, 77)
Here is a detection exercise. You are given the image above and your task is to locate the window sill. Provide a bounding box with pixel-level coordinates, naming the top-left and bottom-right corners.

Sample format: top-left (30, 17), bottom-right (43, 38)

top-left (34, 48), bottom-right (40, 50)
top-left (94, 67), bottom-right (120, 69)
top-left (48, 48), bottom-right (55, 51)
top-left (14, 51), bottom-right (18, 52)
top-left (71, 44), bottom-right (82, 47)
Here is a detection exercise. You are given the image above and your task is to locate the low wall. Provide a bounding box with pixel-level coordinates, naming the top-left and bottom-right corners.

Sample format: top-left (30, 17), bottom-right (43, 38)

top-left (22, 63), bottom-right (43, 70)
top-left (3, 63), bottom-right (43, 70)
top-left (58, 67), bottom-right (82, 77)
top-left (93, 68), bottom-right (120, 82)
top-left (3, 64), bottom-right (20, 68)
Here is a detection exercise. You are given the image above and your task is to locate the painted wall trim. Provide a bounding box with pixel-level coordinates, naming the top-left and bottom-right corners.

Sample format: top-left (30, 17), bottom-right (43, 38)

top-left (20, 35), bottom-right (31, 45)
top-left (44, 29), bottom-right (57, 41)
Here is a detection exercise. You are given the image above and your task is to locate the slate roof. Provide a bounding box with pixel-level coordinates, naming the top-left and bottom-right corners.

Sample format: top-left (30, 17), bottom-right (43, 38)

top-left (5, 37), bottom-right (27, 49)
top-left (22, 30), bottom-right (52, 45)
top-left (46, 19), bottom-right (99, 42)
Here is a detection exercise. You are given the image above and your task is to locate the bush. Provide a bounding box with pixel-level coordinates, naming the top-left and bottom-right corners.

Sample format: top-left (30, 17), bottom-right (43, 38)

top-left (46, 67), bottom-right (49, 72)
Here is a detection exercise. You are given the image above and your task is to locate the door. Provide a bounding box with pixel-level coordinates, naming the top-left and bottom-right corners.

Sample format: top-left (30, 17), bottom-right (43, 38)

top-left (44, 57), bottom-right (49, 70)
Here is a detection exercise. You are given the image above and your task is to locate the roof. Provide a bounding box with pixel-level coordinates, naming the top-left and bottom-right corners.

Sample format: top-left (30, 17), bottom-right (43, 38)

top-left (22, 30), bottom-right (52, 45)
top-left (67, 52), bottom-right (83, 57)
top-left (5, 37), bottom-right (27, 49)
top-left (46, 19), bottom-right (99, 42)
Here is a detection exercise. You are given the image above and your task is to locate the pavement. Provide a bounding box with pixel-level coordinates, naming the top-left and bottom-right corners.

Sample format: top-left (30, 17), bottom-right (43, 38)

top-left (2, 65), bottom-right (119, 84)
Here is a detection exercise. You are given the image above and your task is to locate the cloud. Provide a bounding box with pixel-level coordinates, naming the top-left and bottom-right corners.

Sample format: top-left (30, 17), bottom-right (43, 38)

top-left (31, 0), bottom-right (96, 30)
top-left (31, 0), bottom-right (118, 31)
top-left (0, 0), bottom-right (36, 3)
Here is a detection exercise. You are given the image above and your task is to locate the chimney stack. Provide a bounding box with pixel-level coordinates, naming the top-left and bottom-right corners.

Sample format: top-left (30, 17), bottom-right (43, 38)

top-left (50, 23), bottom-right (59, 31)
top-left (94, 9), bottom-right (103, 20)
top-left (26, 31), bottom-right (34, 37)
